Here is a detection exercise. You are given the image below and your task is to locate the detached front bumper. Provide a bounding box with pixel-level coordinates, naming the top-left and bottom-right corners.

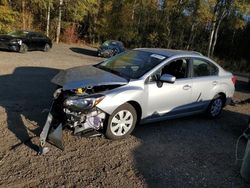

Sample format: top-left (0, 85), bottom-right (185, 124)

top-left (39, 91), bottom-right (106, 153)
top-left (39, 102), bottom-right (64, 151)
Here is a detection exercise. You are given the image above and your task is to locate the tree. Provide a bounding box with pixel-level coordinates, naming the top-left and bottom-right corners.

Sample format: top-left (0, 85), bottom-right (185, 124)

top-left (46, 0), bottom-right (53, 36)
top-left (207, 0), bottom-right (250, 57)
top-left (0, 0), bottom-right (18, 33)
top-left (56, 0), bottom-right (63, 43)
top-left (1, 0), bottom-right (250, 69)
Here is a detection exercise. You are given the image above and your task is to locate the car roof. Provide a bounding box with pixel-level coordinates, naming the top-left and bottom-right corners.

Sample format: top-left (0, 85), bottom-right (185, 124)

top-left (106, 40), bottom-right (122, 43)
top-left (105, 40), bottom-right (123, 45)
top-left (16, 30), bottom-right (45, 35)
top-left (134, 48), bottom-right (203, 57)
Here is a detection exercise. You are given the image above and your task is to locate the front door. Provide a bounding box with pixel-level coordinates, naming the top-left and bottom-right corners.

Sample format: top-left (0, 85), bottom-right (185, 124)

top-left (145, 58), bottom-right (193, 120)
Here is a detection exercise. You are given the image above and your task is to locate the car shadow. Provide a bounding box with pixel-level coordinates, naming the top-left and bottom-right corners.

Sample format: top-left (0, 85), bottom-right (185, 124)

top-left (70, 47), bottom-right (98, 57)
top-left (132, 110), bottom-right (250, 187)
top-left (0, 49), bottom-right (14, 52)
top-left (0, 67), bottom-right (59, 152)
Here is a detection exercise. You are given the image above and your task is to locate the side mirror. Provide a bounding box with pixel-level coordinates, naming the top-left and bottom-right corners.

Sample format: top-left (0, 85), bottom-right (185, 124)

top-left (160, 74), bottom-right (176, 84)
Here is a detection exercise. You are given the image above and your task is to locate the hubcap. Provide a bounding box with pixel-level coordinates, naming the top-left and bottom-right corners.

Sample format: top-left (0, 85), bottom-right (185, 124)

top-left (210, 98), bottom-right (222, 116)
top-left (45, 44), bottom-right (50, 51)
top-left (21, 45), bottom-right (27, 52)
top-left (110, 110), bottom-right (133, 136)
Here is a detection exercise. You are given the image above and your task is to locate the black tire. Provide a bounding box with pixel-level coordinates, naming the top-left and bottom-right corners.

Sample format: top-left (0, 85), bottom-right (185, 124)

top-left (43, 43), bottom-right (51, 52)
top-left (105, 103), bottom-right (137, 140)
top-left (207, 95), bottom-right (224, 118)
top-left (19, 43), bottom-right (28, 53)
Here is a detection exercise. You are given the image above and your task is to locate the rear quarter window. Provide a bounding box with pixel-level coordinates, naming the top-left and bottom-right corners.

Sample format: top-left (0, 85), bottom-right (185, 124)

top-left (192, 58), bottom-right (218, 77)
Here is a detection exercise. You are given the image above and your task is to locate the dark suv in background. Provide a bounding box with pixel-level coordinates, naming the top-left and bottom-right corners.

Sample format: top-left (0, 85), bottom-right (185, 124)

top-left (97, 40), bottom-right (125, 58)
top-left (0, 30), bottom-right (52, 53)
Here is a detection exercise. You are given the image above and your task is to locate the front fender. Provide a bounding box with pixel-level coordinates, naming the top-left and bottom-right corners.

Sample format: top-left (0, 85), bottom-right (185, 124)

top-left (97, 86), bottom-right (144, 115)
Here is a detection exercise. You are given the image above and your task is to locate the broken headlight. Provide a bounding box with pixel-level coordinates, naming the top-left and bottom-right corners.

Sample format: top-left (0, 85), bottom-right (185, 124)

top-left (64, 94), bottom-right (104, 112)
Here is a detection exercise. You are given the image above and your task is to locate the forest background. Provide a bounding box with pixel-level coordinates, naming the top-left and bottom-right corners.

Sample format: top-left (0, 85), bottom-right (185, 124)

top-left (0, 0), bottom-right (250, 73)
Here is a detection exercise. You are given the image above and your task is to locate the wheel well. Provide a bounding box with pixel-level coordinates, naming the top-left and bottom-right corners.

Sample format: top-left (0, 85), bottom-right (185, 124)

top-left (127, 101), bottom-right (142, 124)
top-left (217, 92), bottom-right (226, 106)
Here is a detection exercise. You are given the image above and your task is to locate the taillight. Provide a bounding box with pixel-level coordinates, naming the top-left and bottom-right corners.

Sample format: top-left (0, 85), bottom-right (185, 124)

top-left (232, 75), bottom-right (237, 85)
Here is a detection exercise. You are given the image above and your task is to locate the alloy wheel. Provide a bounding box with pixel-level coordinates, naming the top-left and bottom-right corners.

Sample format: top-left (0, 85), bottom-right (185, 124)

top-left (210, 98), bottom-right (223, 117)
top-left (44, 43), bottom-right (50, 52)
top-left (19, 44), bottom-right (28, 53)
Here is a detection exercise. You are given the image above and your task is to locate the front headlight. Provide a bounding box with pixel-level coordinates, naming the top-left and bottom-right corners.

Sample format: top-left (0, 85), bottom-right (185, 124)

top-left (64, 95), bottom-right (104, 112)
top-left (10, 39), bottom-right (22, 45)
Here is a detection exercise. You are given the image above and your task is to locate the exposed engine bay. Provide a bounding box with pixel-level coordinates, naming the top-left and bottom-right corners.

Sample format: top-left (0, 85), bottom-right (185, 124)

top-left (39, 84), bottom-right (121, 153)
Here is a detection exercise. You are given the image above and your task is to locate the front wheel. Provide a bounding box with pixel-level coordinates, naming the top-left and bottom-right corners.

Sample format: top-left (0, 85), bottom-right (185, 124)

top-left (207, 95), bottom-right (223, 118)
top-left (19, 43), bottom-right (28, 53)
top-left (43, 43), bottom-right (51, 52)
top-left (105, 103), bottom-right (137, 140)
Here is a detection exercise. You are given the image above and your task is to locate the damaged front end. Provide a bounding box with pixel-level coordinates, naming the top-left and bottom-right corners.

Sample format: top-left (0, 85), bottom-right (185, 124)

top-left (39, 87), bottom-right (107, 154)
top-left (39, 65), bottom-right (128, 154)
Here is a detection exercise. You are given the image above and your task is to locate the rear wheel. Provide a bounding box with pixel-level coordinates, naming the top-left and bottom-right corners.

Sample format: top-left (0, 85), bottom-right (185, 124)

top-left (43, 43), bottom-right (51, 52)
top-left (105, 103), bottom-right (137, 140)
top-left (19, 43), bottom-right (28, 53)
top-left (207, 95), bottom-right (223, 118)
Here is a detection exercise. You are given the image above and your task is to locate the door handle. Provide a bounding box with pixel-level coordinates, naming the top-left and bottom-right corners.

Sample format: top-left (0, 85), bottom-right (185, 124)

top-left (183, 85), bottom-right (191, 90)
top-left (212, 81), bottom-right (218, 85)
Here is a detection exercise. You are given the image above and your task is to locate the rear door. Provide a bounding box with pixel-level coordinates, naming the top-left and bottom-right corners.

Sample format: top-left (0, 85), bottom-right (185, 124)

top-left (36, 33), bottom-right (46, 49)
top-left (29, 33), bottom-right (45, 50)
top-left (24, 33), bottom-right (35, 49)
top-left (189, 57), bottom-right (219, 110)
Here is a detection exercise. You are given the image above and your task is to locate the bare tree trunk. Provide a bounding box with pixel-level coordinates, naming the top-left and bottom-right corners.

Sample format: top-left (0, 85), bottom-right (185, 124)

top-left (22, 0), bottom-right (26, 30)
top-left (27, 13), bottom-right (32, 29)
top-left (186, 23), bottom-right (195, 50)
top-left (92, 16), bottom-right (97, 44)
top-left (56, 0), bottom-right (63, 44)
top-left (211, 18), bottom-right (223, 57)
top-left (210, 9), bottom-right (227, 57)
top-left (207, 20), bottom-right (216, 57)
top-left (131, 0), bottom-right (137, 21)
top-left (46, 1), bottom-right (51, 37)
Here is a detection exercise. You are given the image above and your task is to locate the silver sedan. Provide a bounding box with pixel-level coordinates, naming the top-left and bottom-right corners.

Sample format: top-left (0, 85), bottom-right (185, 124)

top-left (40, 48), bottom-right (235, 151)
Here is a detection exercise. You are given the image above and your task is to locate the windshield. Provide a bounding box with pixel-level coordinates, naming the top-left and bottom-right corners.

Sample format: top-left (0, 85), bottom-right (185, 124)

top-left (8, 31), bottom-right (28, 37)
top-left (102, 41), bottom-right (110, 47)
top-left (95, 50), bottom-right (167, 79)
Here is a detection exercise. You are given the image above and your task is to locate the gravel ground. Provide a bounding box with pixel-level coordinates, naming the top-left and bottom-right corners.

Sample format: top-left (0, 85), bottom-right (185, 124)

top-left (0, 44), bottom-right (249, 188)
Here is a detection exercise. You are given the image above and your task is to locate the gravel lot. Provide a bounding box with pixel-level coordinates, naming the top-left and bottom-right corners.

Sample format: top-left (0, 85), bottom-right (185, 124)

top-left (0, 44), bottom-right (249, 188)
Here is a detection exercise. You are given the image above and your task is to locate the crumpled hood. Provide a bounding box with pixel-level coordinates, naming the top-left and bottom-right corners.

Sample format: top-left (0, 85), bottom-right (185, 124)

top-left (51, 65), bottom-right (128, 90)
